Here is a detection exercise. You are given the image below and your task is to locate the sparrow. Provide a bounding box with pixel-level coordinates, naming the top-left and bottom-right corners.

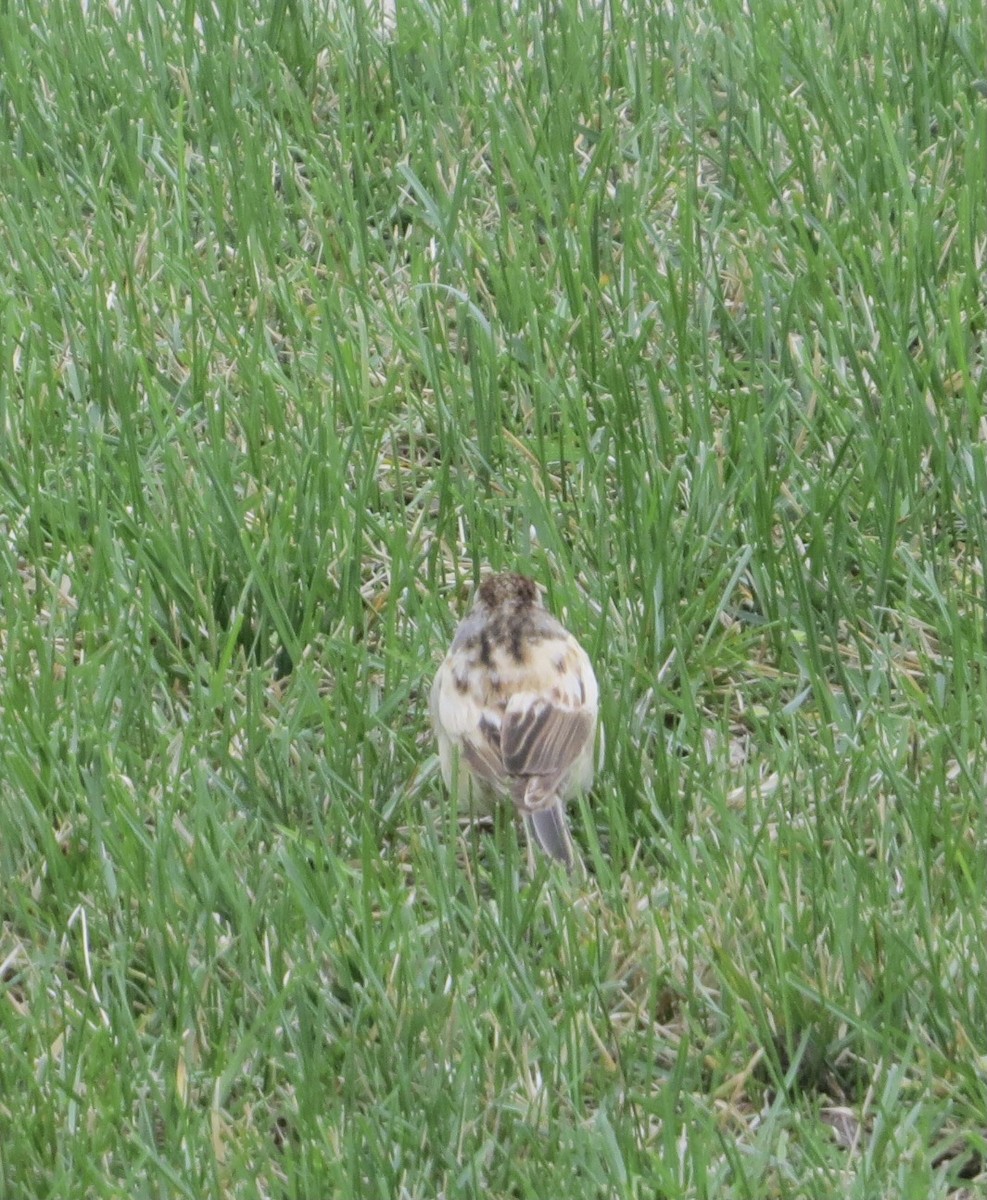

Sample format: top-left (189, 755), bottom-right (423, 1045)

top-left (430, 571), bottom-right (599, 871)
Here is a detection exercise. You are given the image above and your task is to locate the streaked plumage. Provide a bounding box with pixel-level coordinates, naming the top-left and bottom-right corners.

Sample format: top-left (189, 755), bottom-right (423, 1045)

top-left (430, 572), bottom-right (599, 871)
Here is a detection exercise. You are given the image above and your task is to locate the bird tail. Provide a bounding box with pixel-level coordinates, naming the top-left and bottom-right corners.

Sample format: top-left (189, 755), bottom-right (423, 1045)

top-left (525, 800), bottom-right (577, 871)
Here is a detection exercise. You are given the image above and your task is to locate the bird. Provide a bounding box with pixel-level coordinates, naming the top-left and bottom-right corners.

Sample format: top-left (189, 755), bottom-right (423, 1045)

top-left (430, 571), bottom-right (599, 871)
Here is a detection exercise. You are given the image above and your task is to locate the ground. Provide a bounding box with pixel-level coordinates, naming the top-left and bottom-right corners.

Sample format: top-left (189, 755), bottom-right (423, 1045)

top-left (0, 0), bottom-right (985, 1196)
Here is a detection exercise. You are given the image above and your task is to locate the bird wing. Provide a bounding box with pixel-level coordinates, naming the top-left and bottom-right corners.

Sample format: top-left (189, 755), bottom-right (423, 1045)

top-left (431, 661), bottom-right (511, 792)
top-left (500, 692), bottom-right (595, 811)
top-left (459, 713), bottom-right (512, 792)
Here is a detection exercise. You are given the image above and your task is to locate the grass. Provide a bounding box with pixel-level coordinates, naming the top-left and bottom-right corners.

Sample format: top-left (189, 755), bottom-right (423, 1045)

top-left (1, 0), bottom-right (985, 1195)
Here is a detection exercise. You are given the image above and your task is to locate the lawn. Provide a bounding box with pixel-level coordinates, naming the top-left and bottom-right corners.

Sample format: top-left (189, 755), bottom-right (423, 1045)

top-left (1, 0), bottom-right (985, 1196)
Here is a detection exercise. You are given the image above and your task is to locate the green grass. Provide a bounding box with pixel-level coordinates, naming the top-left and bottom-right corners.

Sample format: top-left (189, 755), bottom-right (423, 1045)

top-left (1, 0), bottom-right (986, 1195)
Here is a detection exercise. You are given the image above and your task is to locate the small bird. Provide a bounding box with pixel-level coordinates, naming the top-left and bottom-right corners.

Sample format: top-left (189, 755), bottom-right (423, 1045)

top-left (430, 571), bottom-right (599, 871)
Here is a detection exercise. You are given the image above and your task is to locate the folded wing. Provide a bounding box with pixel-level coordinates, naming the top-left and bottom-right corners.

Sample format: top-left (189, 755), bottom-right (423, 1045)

top-left (501, 693), bottom-right (595, 812)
